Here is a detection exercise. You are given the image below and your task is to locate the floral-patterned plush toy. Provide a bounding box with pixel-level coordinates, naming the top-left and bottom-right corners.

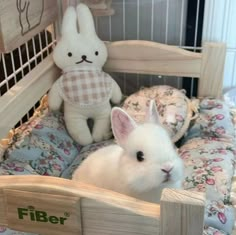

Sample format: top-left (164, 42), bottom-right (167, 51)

top-left (48, 4), bottom-right (122, 145)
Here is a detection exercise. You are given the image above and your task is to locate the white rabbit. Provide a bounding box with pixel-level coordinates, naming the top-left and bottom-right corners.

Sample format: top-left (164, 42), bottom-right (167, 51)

top-left (48, 4), bottom-right (122, 146)
top-left (73, 100), bottom-right (184, 203)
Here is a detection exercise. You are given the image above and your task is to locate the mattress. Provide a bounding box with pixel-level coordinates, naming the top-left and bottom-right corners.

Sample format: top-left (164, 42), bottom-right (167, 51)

top-left (0, 91), bottom-right (235, 235)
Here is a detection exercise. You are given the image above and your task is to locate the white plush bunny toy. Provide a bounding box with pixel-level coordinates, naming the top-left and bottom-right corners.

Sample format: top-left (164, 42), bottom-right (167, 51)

top-left (48, 4), bottom-right (122, 145)
top-left (73, 100), bottom-right (184, 203)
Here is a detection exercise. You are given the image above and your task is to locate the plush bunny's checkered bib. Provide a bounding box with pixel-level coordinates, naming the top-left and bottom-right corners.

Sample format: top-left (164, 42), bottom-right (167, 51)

top-left (59, 69), bottom-right (113, 105)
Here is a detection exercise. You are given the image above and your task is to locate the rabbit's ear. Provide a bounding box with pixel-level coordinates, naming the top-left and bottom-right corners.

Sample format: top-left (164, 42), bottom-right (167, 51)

top-left (76, 3), bottom-right (97, 36)
top-left (111, 108), bottom-right (137, 146)
top-left (146, 100), bottom-right (160, 124)
top-left (61, 6), bottom-right (78, 36)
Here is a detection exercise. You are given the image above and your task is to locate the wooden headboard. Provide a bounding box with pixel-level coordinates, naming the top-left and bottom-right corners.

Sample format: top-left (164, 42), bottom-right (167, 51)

top-left (0, 40), bottom-right (226, 140)
top-left (105, 41), bottom-right (226, 98)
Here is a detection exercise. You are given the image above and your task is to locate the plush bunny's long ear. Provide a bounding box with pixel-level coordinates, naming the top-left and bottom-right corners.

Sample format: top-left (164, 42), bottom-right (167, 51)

top-left (146, 100), bottom-right (160, 124)
top-left (76, 3), bottom-right (97, 36)
top-left (111, 107), bottom-right (137, 147)
top-left (61, 6), bottom-right (78, 36)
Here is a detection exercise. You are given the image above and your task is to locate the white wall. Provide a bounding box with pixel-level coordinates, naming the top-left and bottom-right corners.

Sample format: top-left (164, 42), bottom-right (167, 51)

top-left (202, 0), bottom-right (236, 91)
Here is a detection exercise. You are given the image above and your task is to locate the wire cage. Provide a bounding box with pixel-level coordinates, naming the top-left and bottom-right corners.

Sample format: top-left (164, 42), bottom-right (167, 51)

top-left (0, 0), bottom-right (205, 127)
top-left (0, 26), bottom-right (56, 126)
top-left (64, 0), bottom-right (205, 97)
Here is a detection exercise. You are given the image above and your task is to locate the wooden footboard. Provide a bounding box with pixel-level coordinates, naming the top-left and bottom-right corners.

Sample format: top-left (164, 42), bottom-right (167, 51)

top-left (0, 175), bottom-right (205, 235)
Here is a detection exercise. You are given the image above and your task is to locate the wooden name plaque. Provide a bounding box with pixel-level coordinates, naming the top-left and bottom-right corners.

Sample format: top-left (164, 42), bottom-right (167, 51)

top-left (4, 190), bottom-right (82, 235)
top-left (0, 0), bottom-right (58, 53)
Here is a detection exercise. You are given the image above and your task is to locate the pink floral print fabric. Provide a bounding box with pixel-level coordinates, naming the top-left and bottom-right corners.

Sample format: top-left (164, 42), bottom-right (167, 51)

top-left (0, 159), bottom-right (38, 175)
top-left (5, 111), bottom-right (81, 177)
top-left (180, 98), bottom-right (236, 234)
top-left (186, 98), bottom-right (235, 141)
top-left (122, 85), bottom-right (193, 142)
top-left (180, 138), bottom-right (235, 200)
top-left (179, 138), bottom-right (235, 233)
top-left (203, 226), bottom-right (227, 235)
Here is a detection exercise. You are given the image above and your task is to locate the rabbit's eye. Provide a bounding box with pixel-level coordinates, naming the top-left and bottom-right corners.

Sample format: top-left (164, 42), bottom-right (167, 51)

top-left (95, 51), bottom-right (99, 56)
top-left (136, 151), bottom-right (144, 162)
top-left (68, 52), bottom-right (72, 57)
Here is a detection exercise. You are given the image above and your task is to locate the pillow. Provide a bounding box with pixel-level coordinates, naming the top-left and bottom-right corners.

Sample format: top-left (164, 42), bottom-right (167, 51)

top-left (185, 98), bottom-right (235, 141)
top-left (5, 109), bottom-right (81, 177)
top-left (179, 138), bottom-right (235, 201)
top-left (179, 137), bottom-right (236, 234)
top-left (122, 85), bottom-right (195, 142)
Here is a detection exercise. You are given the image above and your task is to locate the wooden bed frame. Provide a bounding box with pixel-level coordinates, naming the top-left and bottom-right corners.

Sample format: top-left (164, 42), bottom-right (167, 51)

top-left (0, 2), bottom-right (229, 234)
top-left (0, 40), bottom-right (228, 235)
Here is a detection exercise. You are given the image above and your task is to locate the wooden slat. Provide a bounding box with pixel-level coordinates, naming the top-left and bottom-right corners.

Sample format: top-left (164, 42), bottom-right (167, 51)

top-left (4, 189), bottom-right (81, 235)
top-left (105, 41), bottom-right (202, 61)
top-left (199, 42), bottom-right (226, 98)
top-left (0, 192), bottom-right (7, 226)
top-left (105, 59), bottom-right (201, 77)
top-left (0, 54), bottom-right (60, 140)
top-left (81, 198), bottom-right (159, 235)
top-left (104, 41), bottom-right (202, 77)
top-left (81, 0), bottom-right (111, 10)
top-left (0, 0), bottom-right (58, 52)
top-left (81, 0), bottom-right (114, 16)
top-left (160, 189), bottom-right (205, 235)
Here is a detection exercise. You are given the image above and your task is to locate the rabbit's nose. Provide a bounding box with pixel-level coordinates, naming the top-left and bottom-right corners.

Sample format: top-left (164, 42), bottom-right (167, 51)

top-left (81, 55), bottom-right (87, 60)
top-left (161, 167), bottom-right (173, 174)
top-left (161, 164), bottom-right (173, 174)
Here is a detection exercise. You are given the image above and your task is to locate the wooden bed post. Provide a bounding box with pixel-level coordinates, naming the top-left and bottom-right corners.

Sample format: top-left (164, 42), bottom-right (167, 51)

top-left (160, 189), bottom-right (206, 235)
top-left (199, 42), bottom-right (226, 98)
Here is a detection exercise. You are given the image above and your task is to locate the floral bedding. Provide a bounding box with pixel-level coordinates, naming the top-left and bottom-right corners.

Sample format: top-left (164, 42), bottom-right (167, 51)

top-left (179, 138), bottom-right (235, 233)
top-left (179, 98), bottom-right (236, 234)
top-left (122, 85), bottom-right (196, 143)
top-left (0, 93), bottom-right (235, 235)
top-left (4, 111), bottom-right (81, 177)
